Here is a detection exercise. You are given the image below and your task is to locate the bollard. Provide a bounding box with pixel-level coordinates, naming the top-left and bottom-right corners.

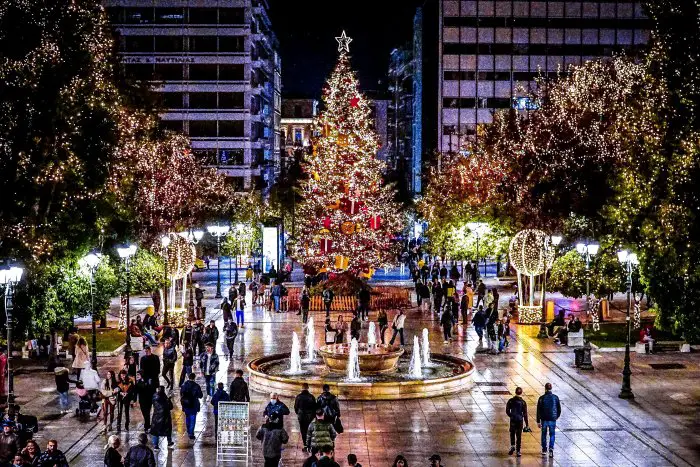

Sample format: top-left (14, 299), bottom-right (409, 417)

top-left (577, 341), bottom-right (594, 370)
top-left (537, 322), bottom-right (549, 339)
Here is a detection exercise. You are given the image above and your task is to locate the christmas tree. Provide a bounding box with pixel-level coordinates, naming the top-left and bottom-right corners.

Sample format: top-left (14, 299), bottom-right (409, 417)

top-left (291, 33), bottom-right (402, 274)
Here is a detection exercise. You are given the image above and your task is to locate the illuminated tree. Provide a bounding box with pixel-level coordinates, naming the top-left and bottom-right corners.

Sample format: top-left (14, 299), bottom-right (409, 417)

top-left (290, 50), bottom-right (402, 273)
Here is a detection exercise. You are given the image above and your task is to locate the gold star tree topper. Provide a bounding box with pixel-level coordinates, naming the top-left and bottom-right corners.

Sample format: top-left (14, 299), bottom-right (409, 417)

top-left (335, 30), bottom-right (352, 53)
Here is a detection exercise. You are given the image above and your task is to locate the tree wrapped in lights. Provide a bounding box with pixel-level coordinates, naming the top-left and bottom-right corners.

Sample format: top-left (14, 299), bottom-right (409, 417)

top-left (290, 46), bottom-right (402, 273)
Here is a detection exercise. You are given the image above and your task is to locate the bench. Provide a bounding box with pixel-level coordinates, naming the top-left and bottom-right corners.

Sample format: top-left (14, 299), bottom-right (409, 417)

top-left (635, 342), bottom-right (649, 354)
top-left (567, 329), bottom-right (584, 347)
top-left (655, 340), bottom-right (686, 352)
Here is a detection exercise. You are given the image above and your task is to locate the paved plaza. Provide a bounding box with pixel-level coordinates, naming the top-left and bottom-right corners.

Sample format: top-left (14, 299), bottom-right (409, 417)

top-left (11, 282), bottom-right (700, 466)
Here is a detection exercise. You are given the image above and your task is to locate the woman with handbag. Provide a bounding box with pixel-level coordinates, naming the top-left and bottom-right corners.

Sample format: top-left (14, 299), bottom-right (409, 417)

top-left (100, 370), bottom-right (119, 433)
top-left (72, 337), bottom-right (89, 380)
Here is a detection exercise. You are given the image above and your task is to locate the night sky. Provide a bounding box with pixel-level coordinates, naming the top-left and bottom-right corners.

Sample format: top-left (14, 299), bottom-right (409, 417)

top-left (268, 0), bottom-right (425, 98)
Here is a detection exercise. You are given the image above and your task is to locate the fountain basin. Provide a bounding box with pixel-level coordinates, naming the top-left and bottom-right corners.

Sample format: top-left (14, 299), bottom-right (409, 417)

top-left (247, 352), bottom-right (475, 401)
top-left (318, 343), bottom-right (404, 375)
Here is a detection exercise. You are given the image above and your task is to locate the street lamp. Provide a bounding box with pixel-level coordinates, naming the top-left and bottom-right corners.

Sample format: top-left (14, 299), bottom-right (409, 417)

top-left (617, 249), bottom-right (639, 400)
top-left (160, 235), bottom-right (171, 325)
top-left (576, 242), bottom-right (599, 317)
top-left (79, 253), bottom-right (102, 369)
top-left (117, 244), bottom-right (137, 354)
top-left (207, 224), bottom-right (230, 299)
top-left (0, 265), bottom-right (24, 403)
top-left (466, 222), bottom-right (490, 277)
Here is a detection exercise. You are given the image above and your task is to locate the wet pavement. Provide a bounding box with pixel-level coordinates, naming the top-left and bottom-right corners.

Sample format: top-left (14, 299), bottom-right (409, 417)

top-left (14, 282), bottom-right (700, 466)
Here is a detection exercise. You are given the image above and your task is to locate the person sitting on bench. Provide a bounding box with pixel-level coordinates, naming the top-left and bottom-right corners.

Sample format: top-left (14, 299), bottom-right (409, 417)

top-left (554, 315), bottom-right (581, 345)
top-left (547, 311), bottom-right (566, 337)
top-left (639, 325), bottom-right (655, 353)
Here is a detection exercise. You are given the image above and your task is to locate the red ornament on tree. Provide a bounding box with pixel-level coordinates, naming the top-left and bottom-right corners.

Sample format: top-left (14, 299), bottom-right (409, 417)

top-left (369, 215), bottom-right (382, 230)
top-left (320, 238), bottom-right (334, 254)
top-left (340, 198), bottom-right (364, 215)
top-left (322, 216), bottom-right (332, 229)
top-left (350, 97), bottom-right (360, 107)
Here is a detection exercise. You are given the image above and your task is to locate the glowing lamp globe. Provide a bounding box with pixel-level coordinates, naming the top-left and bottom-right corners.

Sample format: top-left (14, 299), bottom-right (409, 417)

top-left (508, 229), bottom-right (556, 276)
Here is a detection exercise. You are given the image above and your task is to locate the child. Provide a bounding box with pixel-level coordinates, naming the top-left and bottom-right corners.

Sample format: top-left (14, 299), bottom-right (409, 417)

top-left (54, 367), bottom-right (76, 414)
top-left (497, 319), bottom-right (506, 353)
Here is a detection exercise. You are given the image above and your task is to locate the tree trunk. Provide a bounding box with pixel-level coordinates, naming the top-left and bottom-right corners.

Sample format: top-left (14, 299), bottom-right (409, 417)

top-left (151, 290), bottom-right (161, 312)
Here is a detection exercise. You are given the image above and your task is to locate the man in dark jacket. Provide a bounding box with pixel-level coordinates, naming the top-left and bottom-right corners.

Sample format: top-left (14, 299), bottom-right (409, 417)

top-left (161, 338), bottom-right (178, 391)
top-left (203, 320), bottom-right (219, 349)
top-left (486, 304), bottom-right (499, 354)
top-left (536, 383), bottom-right (562, 458)
top-left (322, 286), bottom-right (334, 317)
top-left (476, 280), bottom-right (487, 307)
top-left (194, 284), bottom-right (204, 309)
top-left (125, 432), bottom-right (155, 467)
top-left (440, 308), bottom-right (453, 343)
top-left (472, 306), bottom-right (486, 344)
top-left (211, 383), bottom-right (230, 437)
top-left (180, 373), bottom-right (203, 440)
top-left (350, 315), bottom-right (361, 341)
top-left (294, 383), bottom-right (317, 452)
top-left (36, 440), bottom-right (69, 467)
top-left (134, 371), bottom-right (156, 432)
top-left (263, 393), bottom-right (290, 428)
top-left (316, 385), bottom-right (341, 423)
top-left (181, 321), bottom-right (194, 350)
top-left (505, 387), bottom-right (529, 457)
top-left (139, 346), bottom-right (160, 389)
top-left (199, 343), bottom-right (220, 397)
top-left (192, 319), bottom-right (205, 356)
top-left (224, 319), bottom-right (239, 357)
top-left (316, 445), bottom-right (341, 467)
top-left (357, 286), bottom-right (371, 321)
top-left (0, 421), bottom-right (20, 465)
top-left (229, 369), bottom-right (250, 402)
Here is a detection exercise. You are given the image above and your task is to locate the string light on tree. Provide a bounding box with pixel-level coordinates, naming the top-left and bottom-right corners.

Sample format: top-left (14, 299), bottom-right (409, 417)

top-left (509, 229), bottom-right (556, 324)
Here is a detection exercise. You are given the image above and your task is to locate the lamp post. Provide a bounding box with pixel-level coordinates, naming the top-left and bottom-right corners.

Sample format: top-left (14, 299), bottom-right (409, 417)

top-left (617, 249), bottom-right (638, 400)
top-left (207, 225), bottom-right (230, 299)
top-left (0, 265), bottom-right (24, 403)
top-left (160, 235), bottom-right (171, 325)
top-left (117, 244), bottom-right (137, 354)
top-left (79, 253), bottom-right (102, 370)
top-left (576, 242), bottom-right (599, 317)
top-left (466, 222), bottom-right (490, 277)
top-left (186, 230), bottom-right (203, 320)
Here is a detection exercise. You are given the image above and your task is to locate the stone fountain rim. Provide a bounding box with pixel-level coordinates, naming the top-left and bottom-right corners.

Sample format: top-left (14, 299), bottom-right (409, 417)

top-left (317, 343), bottom-right (405, 359)
top-left (246, 352), bottom-right (476, 400)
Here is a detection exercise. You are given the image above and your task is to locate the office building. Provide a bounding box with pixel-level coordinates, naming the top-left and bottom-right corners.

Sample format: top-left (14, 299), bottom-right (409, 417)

top-left (105, 0), bottom-right (281, 192)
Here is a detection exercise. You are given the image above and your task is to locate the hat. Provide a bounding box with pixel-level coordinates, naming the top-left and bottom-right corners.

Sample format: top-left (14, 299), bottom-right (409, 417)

top-left (2, 421), bottom-right (15, 428)
top-left (429, 454), bottom-right (441, 461)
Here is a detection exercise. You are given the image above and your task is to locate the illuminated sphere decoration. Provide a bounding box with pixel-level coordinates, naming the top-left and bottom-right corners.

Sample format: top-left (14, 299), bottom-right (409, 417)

top-left (508, 229), bottom-right (555, 277)
top-left (166, 234), bottom-right (196, 280)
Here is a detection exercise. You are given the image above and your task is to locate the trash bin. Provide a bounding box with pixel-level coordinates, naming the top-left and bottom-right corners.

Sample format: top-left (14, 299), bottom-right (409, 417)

top-left (574, 347), bottom-right (584, 367)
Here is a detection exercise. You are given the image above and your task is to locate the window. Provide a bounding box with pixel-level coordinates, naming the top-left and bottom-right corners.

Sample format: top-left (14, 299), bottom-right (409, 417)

top-left (189, 64), bottom-right (218, 80)
top-left (219, 121), bottom-right (244, 137)
top-left (154, 64), bottom-right (183, 80)
top-left (219, 8), bottom-right (245, 24)
top-left (107, 7), bottom-right (124, 23)
top-left (231, 177), bottom-right (246, 191)
top-left (154, 36), bottom-right (183, 52)
top-left (294, 129), bottom-right (303, 144)
top-left (565, 2), bottom-right (581, 17)
top-left (192, 149), bottom-right (218, 165)
top-left (219, 149), bottom-right (244, 165)
top-left (124, 8), bottom-right (153, 24)
top-left (124, 64), bottom-right (153, 81)
top-left (219, 64), bottom-right (245, 80)
top-left (189, 93), bottom-right (217, 109)
top-left (294, 105), bottom-right (302, 117)
top-left (189, 36), bottom-right (217, 52)
top-left (219, 93), bottom-right (244, 109)
top-left (123, 36), bottom-right (152, 52)
top-left (219, 36), bottom-right (245, 52)
top-left (155, 8), bottom-right (184, 24)
top-left (188, 8), bottom-right (217, 24)
top-left (189, 121), bottom-right (217, 137)
top-left (158, 92), bottom-right (184, 109)
top-left (160, 120), bottom-right (184, 133)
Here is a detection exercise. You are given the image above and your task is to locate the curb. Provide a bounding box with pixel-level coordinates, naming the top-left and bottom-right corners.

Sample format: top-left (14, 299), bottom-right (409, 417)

top-left (97, 344), bottom-right (125, 357)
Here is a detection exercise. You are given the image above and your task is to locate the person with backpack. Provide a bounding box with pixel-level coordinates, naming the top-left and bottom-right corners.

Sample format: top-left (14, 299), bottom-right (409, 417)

top-left (229, 369), bottom-right (250, 402)
top-left (224, 319), bottom-right (239, 358)
top-left (306, 410), bottom-right (337, 452)
top-left (316, 384), bottom-right (341, 434)
top-left (537, 383), bottom-right (562, 458)
top-left (180, 373), bottom-right (203, 440)
top-left (505, 387), bottom-right (529, 457)
top-left (256, 421), bottom-right (289, 467)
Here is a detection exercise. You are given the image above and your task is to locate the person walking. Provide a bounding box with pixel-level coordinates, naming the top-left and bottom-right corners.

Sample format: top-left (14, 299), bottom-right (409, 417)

top-left (377, 309), bottom-right (389, 344)
top-left (202, 320), bottom-right (219, 350)
top-left (192, 319), bottom-right (205, 356)
top-left (270, 281), bottom-right (281, 312)
top-left (475, 280), bottom-right (486, 308)
top-left (100, 370), bottom-right (119, 433)
top-left (116, 370), bottom-right (133, 432)
top-left (431, 281), bottom-right (443, 315)
top-left (150, 386), bottom-right (174, 450)
top-left (322, 285), bottom-right (334, 317)
top-left (306, 410), bottom-right (337, 452)
top-left (506, 387), bottom-right (529, 457)
top-left (139, 346), bottom-right (160, 390)
top-left (316, 445), bottom-right (341, 467)
top-left (180, 373), bottom-right (203, 440)
top-left (256, 421), bottom-right (289, 467)
top-left (72, 337), bottom-right (90, 380)
top-left (263, 393), bottom-right (290, 428)
top-left (224, 319), bottom-right (239, 358)
top-left (104, 435), bottom-right (124, 467)
top-left (357, 286), bottom-right (371, 321)
top-left (294, 383), bottom-right (317, 453)
top-left (388, 310), bottom-right (406, 346)
top-left (181, 321), bottom-right (194, 351)
top-left (440, 308), bottom-right (452, 344)
top-left (302, 447), bottom-right (321, 467)
top-left (350, 315), bottom-right (361, 341)
top-left (347, 453), bottom-right (363, 467)
top-left (473, 306), bottom-right (486, 346)
top-left (161, 339), bottom-right (177, 391)
top-left (134, 371), bottom-right (155, 434)
top-left (221, 296), bottom-right (233, 324)
top-left (486, 304), bottom-right (499, 354)
top-left (229, 369), bottom-right (250, 402)
top-left (199, 343), bottom-right (219, 398)
top-left (211, 382), bottom-right (230, 437)
top-left (178, 345), bottom-right (194, 387)
top-left (536, 382), bottom-right (561, 458)
top-left (316, 385), bottom-right (341, 424)
top-left (124, 433), bottom-right (155, 467)
top-left (235, 295), bottom-right (246, 328)
top-left (300, 286), bottom-right (311, 324)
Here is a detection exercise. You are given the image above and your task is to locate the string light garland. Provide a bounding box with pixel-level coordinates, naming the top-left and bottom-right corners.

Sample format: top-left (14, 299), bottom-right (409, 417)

top-left (509, 230), bottom-right (555, 277)
top-left (289, 41), bottom-right (402, 274)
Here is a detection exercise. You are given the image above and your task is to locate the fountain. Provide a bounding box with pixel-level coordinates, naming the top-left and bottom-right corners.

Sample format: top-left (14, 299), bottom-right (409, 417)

top-left (304, 317), bottom-right (316, 362)
top-left (367, 322), bottom-right (377, 346)
top-left (346, 338), bottom-right (361, 381)
top-left (288, 332), bottom-right (302, 374)
top-left (422, 328), bottom-right (433, 367)
top-left (408, 336), bottom-right (423, 378)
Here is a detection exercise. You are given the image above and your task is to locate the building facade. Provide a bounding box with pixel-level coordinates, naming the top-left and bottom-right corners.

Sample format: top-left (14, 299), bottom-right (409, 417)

top-left (420, 0), bottom-right (649, 153)
top-left (388, 46), bottom-right (415, 196)
top-left (280, 98), bottom-right (318, 156)
top-left (105, 0), bottom-right (281, 192)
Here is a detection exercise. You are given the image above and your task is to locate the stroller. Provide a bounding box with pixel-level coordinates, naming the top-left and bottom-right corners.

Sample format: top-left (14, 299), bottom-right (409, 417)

top-left (75, 366), bottom-right (101, 417)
